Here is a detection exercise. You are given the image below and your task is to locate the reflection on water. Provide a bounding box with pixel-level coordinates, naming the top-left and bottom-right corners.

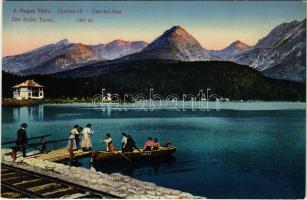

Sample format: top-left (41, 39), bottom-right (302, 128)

top-left (4, 105), bottom-right (44, 123)
top-left (91, 156), bottom-right (177, 176)
top-left (1, 103), bottom-right (305, 198)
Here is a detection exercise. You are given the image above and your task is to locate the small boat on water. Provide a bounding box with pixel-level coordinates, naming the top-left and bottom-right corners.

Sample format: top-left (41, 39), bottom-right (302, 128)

top-left (93, 146), bottom-right (176, 163)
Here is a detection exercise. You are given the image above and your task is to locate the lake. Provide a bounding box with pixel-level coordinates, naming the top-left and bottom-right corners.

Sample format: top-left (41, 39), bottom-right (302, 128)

top-left (1, 101), bottom-right (305, 198)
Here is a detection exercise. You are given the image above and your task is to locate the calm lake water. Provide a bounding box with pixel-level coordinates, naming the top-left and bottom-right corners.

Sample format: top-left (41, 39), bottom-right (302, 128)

top-left (1, 102), bottom-right (305, 198)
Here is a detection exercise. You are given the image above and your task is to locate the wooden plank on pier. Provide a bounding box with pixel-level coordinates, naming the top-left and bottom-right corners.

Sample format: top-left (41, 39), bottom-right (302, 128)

top-left (28, 148), bottom-right (92, 162)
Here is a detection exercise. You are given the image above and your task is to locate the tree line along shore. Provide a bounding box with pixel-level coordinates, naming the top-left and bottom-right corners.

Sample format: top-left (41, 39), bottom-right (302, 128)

top-left (2, 60), bottom-right (306, 103)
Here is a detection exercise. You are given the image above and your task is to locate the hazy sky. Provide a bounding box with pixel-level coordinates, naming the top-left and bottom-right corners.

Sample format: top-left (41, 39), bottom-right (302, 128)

top-left (3, 1), bottom-right (306, 56)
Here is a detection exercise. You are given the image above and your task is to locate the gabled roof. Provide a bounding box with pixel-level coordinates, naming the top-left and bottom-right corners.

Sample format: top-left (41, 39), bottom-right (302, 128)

top-left (12, 80), bottom-right (44, 88)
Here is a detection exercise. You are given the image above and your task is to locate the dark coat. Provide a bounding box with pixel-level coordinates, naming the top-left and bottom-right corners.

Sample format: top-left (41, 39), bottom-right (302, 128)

top-left (16, 128), bottom-right (27, 145)
top-left (123, 137), bottom-right (138, 152)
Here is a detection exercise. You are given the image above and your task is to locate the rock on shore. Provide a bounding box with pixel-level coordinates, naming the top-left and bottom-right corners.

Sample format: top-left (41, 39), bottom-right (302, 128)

top-left (1, 149), bottom-right (204, 199)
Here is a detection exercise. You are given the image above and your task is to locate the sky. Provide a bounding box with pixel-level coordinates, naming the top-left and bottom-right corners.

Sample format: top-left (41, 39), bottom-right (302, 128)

top-left (3, 1), bottom-right (306, 56)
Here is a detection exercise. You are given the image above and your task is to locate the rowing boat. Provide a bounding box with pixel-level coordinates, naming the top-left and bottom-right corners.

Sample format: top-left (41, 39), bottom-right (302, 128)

top-left (93, 146), bottom-right (176, 163)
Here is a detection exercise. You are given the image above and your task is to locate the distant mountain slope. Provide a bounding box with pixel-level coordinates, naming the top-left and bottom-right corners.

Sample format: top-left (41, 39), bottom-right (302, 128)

top-left (89, 44), bottom-right (106, 60)
top-left (209, 40), bottom-right (251, 60)
top-left (3, 39), bottom-right (100, 74)
top-left (3, 38), bottom-right (148, 74)
top-left (90, 40), bottom-right (148, 60)
top-left (120, 26), bottom-right (214, 61)
top-left (262, 58), bottom-right (306, 82)
top-left (20, 43), bottom-right (99, 75)
top-left (235, 19), bottom-right (306, 82)
top-left (3, 39), bottom-right (70, 72)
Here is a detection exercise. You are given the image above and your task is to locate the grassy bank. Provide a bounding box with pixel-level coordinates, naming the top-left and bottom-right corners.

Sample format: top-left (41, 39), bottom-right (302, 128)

top-left (2, 98), bottom-right (92, 107)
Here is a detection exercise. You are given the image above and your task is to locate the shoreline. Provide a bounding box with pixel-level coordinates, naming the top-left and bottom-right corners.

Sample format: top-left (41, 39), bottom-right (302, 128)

top-left (1, 98), bottom-right (93, 107)
top-left (2, 98), bottom-right (306, 107)
top-left (1, 149), bottom-right (204, 199)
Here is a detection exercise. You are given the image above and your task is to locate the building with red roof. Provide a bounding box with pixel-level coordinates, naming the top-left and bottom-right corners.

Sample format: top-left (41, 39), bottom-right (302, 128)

top-left (12, 80), bottom-right (44, 100)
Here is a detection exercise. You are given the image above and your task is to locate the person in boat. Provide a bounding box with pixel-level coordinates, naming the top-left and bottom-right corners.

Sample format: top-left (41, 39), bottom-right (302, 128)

top-left (80, 123), bottom-right (93, 151)
top-left (163, 138), bottom-right (172, 147)
top-left (122, 135), bottom-right (140, 152)
top-left (144, 137), bottom-right (154, 151)
top-left (67, 126), bottom-right (78, 151)
top-left (103, 133), bottom-right (116, 153)
top-left (121, 132), bottom-right (127, 151)
top-left (16, 123), bottom-right (28, 157)
top-left (152, 138), bottom-right (160, 150)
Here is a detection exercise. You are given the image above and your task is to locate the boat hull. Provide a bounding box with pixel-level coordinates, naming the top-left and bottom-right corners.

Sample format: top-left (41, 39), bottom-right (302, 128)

top-left (93, 147), bottom-right (176, 163)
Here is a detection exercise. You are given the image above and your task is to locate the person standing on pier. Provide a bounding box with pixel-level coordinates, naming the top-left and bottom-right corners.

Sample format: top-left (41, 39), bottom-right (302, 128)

top-left (16, 123), bottom-right (28, 157)
top-left (71, 124), bottom-right (80, 149)
top-left (80, 123), bottom-right (93, 151)
top-left (67, 125), bottom-right (78, 151)
top-left (77, 126), bottom-right (83, 149)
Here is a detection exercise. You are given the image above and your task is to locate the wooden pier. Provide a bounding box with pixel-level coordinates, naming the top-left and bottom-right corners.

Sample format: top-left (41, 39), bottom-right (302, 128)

top-left (1, 135), bottom-right (111, 199)
top-left (2, 135), bottom-right (92, 162)
top-left (27, 148), bottom-right (92, 162)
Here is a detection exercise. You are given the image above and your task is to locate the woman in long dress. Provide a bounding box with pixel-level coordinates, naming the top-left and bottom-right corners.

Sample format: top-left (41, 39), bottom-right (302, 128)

top-left (80, 123), bottom-right (93, 151)
top-left (67, 133), bottom-right (77, 151)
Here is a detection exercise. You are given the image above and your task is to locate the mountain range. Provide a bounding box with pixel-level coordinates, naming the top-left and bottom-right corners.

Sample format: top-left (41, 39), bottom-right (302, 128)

top-left (3, 39), bottom-right (148, 75)
top-left (235, 19), bottom-right (306, 82)
top-left (120, 26), bottom-right (214, 61)
top-left (209, 40), bottom-right (251, 60)
top-left (2, 19), bottom-right (306, 82)
top-left (90, 40), bottom-right (148, 60)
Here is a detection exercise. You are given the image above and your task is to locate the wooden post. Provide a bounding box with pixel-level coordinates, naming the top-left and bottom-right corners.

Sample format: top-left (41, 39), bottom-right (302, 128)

top-left (69, 138), bottom-right (74, 161)
top-left (12, 147), bottom-right (17, 162)
top-left (41, 136), bottom-right (46, 153)
top-left (90, 151), bottom-right (95, 164)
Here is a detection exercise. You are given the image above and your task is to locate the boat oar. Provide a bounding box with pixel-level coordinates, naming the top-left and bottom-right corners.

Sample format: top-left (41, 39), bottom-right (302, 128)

top-left (118, 152), bottom-right (132, 163)
top-left (99, 139), bottom-right (132, 163)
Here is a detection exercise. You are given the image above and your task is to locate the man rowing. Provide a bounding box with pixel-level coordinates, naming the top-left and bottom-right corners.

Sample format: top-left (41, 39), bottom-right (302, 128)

top-left (122, 135), bottom-right (141, 152)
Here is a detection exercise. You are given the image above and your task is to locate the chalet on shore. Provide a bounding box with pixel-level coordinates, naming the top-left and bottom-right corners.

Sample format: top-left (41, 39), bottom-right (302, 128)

top-left (12, 80), bottom-right (44, 100)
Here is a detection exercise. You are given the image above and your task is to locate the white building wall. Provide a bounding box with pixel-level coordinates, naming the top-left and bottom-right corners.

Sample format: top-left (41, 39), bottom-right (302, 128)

top-left (13, 87), bottom-right (44, 100)
top-left (19, 87), bottom-right (30, 99)
top-left (39, 88), bottom-right (44, 99)
top-left (13, 88), bottom-right (20, 99)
